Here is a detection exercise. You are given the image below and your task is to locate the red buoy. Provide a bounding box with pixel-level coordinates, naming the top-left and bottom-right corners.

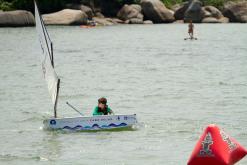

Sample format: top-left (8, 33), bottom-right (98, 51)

top-left (188, 124), bottom-right (247, 165)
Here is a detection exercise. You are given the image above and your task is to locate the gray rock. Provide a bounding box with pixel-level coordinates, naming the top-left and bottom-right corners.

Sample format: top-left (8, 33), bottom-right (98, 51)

top-left (93, 17), bottom-right (114, 26)
top-left (223, 1), bottom-right (247, 23)
top-left (129, 18), bottom-right (144, 24)
top-left (130, 4), bottom-right (142, 13)
top-left (43, 9), bottom-right (87, 25)
top-left (218, 17), bottom-right (229, 23)
top-left (111, 18), bottom-right (124, 24)
top-left (65, 4), bottom-right (94, 19)
top-left (202, 17), bottom-right (220, 23)
top-left (124, 20), bottom-right (130, 24)
top-left (173, 20), bottom-right (184, 23)
top-left (140, 0), bottom-right (175, 23)
top-left (200, 6), bottom-right (227, 23)
top-left (105, 18), bottom-right (120, 25)
top-left (143, 20), bottom-right (153, 24)
top-left (95, 12), bottom-right (104, 18)
top-left (174, 2), bottom-right (189, 20)
top-left (202, 6), bottom-right (223, 19)
top-left (0, 10), bottom-right (34, 27)
top-left (117, 4), bottom-right (143, 21)
top-left (202, 16), bottom-right (229, 23)
top-left (184, 0), bottom-right (203, 23)
top-left (202, 10), bottom-right (212, 18)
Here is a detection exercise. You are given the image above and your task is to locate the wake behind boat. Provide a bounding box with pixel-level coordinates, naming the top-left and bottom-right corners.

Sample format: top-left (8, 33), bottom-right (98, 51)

top-left (34, 1), bottom-right (137, 131)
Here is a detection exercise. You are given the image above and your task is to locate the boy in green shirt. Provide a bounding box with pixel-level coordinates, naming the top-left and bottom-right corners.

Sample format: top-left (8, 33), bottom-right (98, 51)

top-left (93, 97), bottom-right (114, 115)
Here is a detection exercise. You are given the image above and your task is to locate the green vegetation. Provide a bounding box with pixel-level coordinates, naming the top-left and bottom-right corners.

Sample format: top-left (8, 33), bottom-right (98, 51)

top-left (201, 0), bottom-right (239, 9)
top-left (0, 0), bottom-right (69, 12)
top-left (0, 0), bottom-right (13, 11)
top-left (161, 0), bottom-right (239, 9)
top-left (161, 0), bottom-right (185, 8)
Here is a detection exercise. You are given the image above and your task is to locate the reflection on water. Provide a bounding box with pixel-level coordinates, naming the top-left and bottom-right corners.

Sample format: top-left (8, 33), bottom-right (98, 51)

top-left (38, 131), bottom-right (62, 161)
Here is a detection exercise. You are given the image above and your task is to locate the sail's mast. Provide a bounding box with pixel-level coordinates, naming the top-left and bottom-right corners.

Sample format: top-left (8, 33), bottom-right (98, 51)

top-left (51, 42), bottom-right (54, 67)
top-left (54, 79), bottom-right (60, 118)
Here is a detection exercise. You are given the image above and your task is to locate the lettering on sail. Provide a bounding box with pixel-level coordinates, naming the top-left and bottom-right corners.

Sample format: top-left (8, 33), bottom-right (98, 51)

top-left (38, 35), bottom-right (44, 54)
top-left (42, 61), bottom-right (46, 78)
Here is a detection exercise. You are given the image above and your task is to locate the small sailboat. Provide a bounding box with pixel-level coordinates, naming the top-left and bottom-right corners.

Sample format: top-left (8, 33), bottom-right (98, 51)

top-left (34, 1), bottom-right (137, 131)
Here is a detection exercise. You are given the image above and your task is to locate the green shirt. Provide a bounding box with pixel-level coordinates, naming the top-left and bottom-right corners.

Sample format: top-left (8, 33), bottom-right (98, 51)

top-left (93, 106), bottom-right (112, 116)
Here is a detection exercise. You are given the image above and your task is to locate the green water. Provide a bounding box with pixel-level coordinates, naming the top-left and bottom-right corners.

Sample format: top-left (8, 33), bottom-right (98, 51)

top-left (0, 24), bottom-right (246, 164)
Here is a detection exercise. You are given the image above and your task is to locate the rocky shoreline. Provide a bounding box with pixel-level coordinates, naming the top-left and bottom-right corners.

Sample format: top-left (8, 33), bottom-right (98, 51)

top-left (0, 0), bottom-right (246, 27)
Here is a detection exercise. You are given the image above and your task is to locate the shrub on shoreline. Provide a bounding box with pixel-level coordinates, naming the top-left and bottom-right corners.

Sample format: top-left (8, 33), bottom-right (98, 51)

top-left (0, 0), bottom-right (13, 11)
top-left (201, 0), bottom-right (240, 9)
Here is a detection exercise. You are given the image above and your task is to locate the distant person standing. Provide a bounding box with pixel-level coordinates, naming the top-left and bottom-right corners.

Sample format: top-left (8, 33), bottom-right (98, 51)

top-left (188, 20), bottom-right (194, 39)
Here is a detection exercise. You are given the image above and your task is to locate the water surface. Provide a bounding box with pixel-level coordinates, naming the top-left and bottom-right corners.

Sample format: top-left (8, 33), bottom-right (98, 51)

top-left (0, 24), bottom-right (247, 164)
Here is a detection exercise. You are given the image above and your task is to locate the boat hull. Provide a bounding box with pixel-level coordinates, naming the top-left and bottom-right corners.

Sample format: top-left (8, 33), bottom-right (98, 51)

top-left (43, 114), bottom-right (137, 131)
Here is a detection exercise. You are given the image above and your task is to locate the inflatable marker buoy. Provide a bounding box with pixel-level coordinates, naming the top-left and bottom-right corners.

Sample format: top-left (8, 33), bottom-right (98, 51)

top-left (187, 124), bottom-right (247, 165)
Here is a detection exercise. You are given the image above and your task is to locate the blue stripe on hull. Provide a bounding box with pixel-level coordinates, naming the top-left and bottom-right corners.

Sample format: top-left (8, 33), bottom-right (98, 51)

top-left (62, 123), bottom-right (128, 130)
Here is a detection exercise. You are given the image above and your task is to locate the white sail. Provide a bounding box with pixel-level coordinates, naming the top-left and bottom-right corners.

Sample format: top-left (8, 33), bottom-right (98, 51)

top-left (34, 1), bottom-right (60, 113)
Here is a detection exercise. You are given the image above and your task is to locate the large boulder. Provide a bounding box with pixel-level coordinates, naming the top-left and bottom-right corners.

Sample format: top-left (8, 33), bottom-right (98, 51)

top-left (65, 4), bottom-right (94, 19)
top-left (131, 4), bottom-right (142, 12)
top-left (202, 6), bottom-right (223, 19)
top-left (223, 1), bottom-right (247, 23)
top-left (95, 12), bottom-right (105, 18)
top-left (202, 17), bottom-right (229, 23)
top-left (129, 18), bottom-right (144, 24)
top-left (0, 10), bottom-right (34, 27)
top-left (111, 18), bottom-right (124, 24)
top-left (174, 2), bottom-right (189, 20)
top-left (117, 4), bottom-right (143, 24)
top-left (184, 0), bottom-right (203, 23)
top-left (143, 20), bottom-right (153, 24)
top-left (43, 9), bottom-right (87, 25)
top-left (93, 17), bottom-right (114, 26)
top-left (117, 4), bottom-right (143, 20)
top-left (140, 0), bottom-right (175, 23)
top-left (201, 5), bottom-right (228, 23)
top-left (173, 20), bottom-right (184, 23)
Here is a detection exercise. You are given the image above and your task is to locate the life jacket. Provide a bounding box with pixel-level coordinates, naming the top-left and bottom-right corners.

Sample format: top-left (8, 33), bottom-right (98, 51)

top-left (97, 106), bottom-right (108, 115)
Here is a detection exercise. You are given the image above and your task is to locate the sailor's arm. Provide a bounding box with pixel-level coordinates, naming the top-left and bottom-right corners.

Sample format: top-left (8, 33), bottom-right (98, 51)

top-left (108, 108), bottom-right (114, 115)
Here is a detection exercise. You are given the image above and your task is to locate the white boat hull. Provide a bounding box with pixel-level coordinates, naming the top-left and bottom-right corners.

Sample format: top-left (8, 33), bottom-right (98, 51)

top-left (43, 114), bottom-right (137, 131)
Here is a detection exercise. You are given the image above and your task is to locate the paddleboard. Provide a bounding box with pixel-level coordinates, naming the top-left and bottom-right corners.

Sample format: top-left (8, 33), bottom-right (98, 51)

top-left (184, 37), bottom-right (198, 40)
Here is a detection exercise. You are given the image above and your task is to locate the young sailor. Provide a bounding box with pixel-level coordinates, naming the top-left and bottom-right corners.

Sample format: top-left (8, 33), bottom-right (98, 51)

top-left (93, 97), bottom-right (114, 115)
top-left (188, 20), bottom-right (194, 39)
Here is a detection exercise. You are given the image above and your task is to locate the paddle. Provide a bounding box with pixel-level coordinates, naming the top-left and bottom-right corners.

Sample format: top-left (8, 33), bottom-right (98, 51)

top-left (66, 102), bottom-right (84, 116)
